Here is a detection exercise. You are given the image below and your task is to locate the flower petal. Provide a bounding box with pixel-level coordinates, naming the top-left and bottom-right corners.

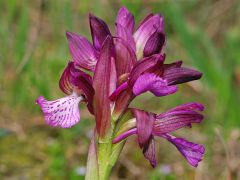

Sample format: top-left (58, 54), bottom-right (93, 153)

top-left (89, 14), bottom-right (111, 50)
top-left (132, 109), bottom-right (155, 148)
top-left (166, 102), bottom-right (204, 112)
top-left (110, 82), bottom-right (128, 101)
top-left (129, 54), bottom-right (165, 86)
top-left (143, 31), bottom-right (165, 57)
top-left (153, 103), bottom-right (204, 135)
top-left (115, 24), bottom-right (136, 53)
top-left (93, 36), bottom-right (114, 136)
top-left (113, 128), bottom-right (137, 144)
top-left (136, 13), bottom-right (154, 29)
top-left (116, 7), bottom-right (135, 34)
top-left (163, 66), bottom-right (202, 85)
top-left (59, 62), bottom-right (95, 114)
top-left (162, 134), bottom-right (205, 167)
top-left (143, 136), bottom-right (157, 168)
top-left (66, 32), bottom-right (98, 71)
top-left (114, 37), bottom-right (137, 78)
top-left (70, 67), bottom-right (95, 114)
top-left (134, 14), bottom-right (164, 59)
top-left (133, 73), bottom-right (177, 96)
top-left (59, 62), bottom-right (74, 95)
top-left (36, 93), bottom-right (82, 128)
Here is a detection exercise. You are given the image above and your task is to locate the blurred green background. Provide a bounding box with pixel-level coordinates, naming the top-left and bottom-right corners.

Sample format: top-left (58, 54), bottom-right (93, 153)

top-left (0, 0), bottom-right (240, 179)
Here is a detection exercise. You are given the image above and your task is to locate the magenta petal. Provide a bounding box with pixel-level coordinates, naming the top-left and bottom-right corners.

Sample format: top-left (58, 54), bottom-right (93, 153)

top-left (69, 64), bottom-right (93, 86)
top-left (93, 36), bottom-right (114, 136)
top-left (133, 73), bottom-right (177, 96)
top-left (162, 134), bottom-right (205, 167)
top-left (153, 105), bottom-right (204, 135)
top-left (163, 66), bottom-right (202, 85)
top-left (70, 68), bottom-right (95, 115)
top-left (166, 102), bottom-right (204, 112)
top-left (116, 7), bottom-right (135, 34)
top-left (134, 14), bottom-right (164, 58)
top-left (113, 52), bottom-right (165, 116)
top-left (136, 13), bottom-right (154, 30)
top-left (143, 31), bottom-right (165, 57)
top-left (143, 137), bottom-right (157, 168)
top-left (89, 14), bottom-right (111, 50)
top-left (129, 54), bottom-right (165, 86)
top-left (59, 62), bottom-right (94, 114)
top-left (114, 37), bottom-right (137, 77)
top-left (66, 32), bottom-right (98, 71)
top-left (59, 62), bottom-right (74, 95)
top-left (36, 94), bottom-right (82, 128)
top-left (113, 128), bottom-right (137, 144)
top-left (110, 82), bottom-right (128, 101)
top-left (133, 109), bottom-right (155, 148)
top-left (115, 24), bottom-right (136, 53)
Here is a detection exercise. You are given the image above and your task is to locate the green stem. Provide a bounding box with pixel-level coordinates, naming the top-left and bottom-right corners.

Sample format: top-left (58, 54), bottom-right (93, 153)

top-left (86, 111), bottom-right (129, 179)
top-left (98, 141), bottom-right (112, 180)
top-left (97, 120), bottom-right (115, 180)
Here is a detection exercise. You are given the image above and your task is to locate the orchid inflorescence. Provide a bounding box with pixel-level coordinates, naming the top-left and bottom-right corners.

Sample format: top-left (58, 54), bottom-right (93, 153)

top-left (37, 6), bottom-right (205, 178)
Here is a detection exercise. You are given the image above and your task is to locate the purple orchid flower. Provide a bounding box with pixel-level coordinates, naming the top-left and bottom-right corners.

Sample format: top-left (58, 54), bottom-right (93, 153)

top-left (36, 62), bottom-right (94, 128)
top-left (36, 6), bottom-right (205, 175)
top-left (113, 103), bottom-right (205, 167)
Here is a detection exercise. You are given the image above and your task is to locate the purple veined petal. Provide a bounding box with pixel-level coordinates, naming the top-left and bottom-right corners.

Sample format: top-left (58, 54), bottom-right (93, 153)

top-left (110, 82), bottom-right (128, 101)
top-left (89, 14), bottom-right (111, 50)
top-left (113, 128), bottom-right (137, 144)
top-left (163, 66), bottom-right (202, 85)
top-left (161, 134), bottom-right (205, 167)
top-left (150, 60), bottom-right (183, 78)
top-left (134, 14), bottom-right (164, 59)
top-left (133, 109), bottom-right (155, 148)
top-left (70, 68), bottom-right (95, 115)
top-left (114, 36), bottom-right (137, 78)
top-left (66, 32), bottom-right (98, 71)
top-left (93, 36), bottom-right (114, 136)
top-left (129, 54), bottom-right (165, 86)
top-left (153, 110), bottom-right (204, 135)
top-left (165, 102), bottom-right (204, 113)
top-left (116, 7), bottom-right (135, 34)
top-left (69, 63), bottom-right (93, 86)
top-left (132, 73), bottom-right (178, 97)
top-left (36, 93), bottom-right (83, 128)
top-left (136, 13), bottom-right (154, 30)
top-left (143, 31), bottom-right (166, 57)
top-left (59, 62), bottom-right (74, 95)
top-left (60, 62), bottom-right (95, 114)
top-left (143, 136), bottom-right (157, 168)
top-left (115, 24), bottom-right (136, 53)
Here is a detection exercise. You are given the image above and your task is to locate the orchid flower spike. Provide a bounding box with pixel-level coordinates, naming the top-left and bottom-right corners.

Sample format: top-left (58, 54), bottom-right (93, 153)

top-left (36, 6), bottom-right (205, 177)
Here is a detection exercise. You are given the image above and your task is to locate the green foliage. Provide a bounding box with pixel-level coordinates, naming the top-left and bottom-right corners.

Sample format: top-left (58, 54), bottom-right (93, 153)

top-left (48, 141), bottom-right (67, 178)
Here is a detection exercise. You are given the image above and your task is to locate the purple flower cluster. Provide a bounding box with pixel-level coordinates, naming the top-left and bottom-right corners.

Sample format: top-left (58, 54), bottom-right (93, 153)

top-left (36, 7), bottom-right (205, 168)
